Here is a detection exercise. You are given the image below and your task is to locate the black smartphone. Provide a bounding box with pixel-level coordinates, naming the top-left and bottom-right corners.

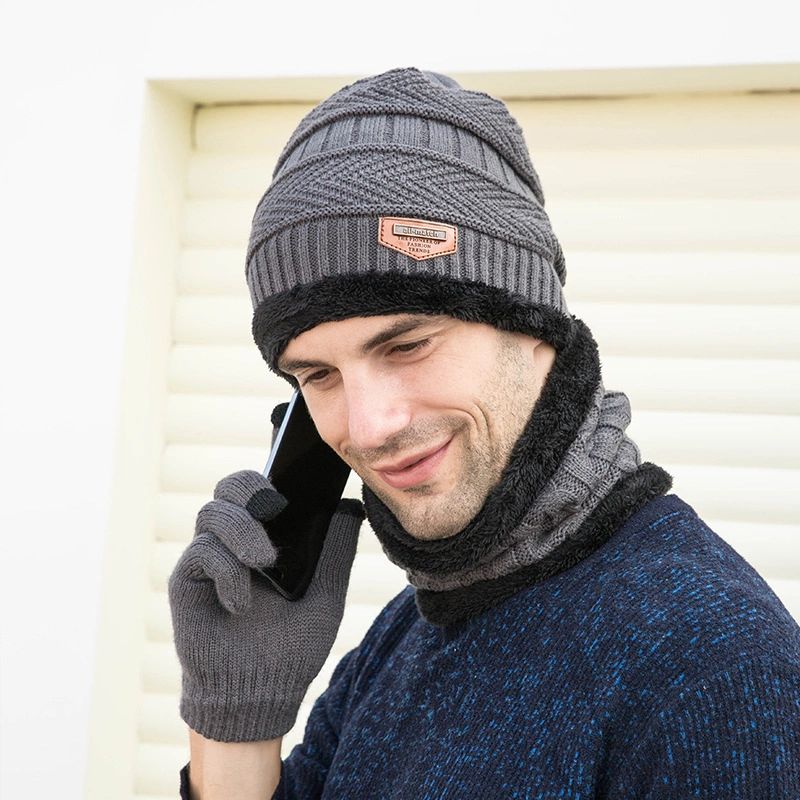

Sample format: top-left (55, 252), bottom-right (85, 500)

top-left (253, 390), bottom-right (351, 600)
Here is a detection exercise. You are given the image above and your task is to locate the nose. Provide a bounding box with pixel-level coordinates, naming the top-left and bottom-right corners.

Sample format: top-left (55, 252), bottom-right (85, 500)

top-left (344, 370), bottom-right (412, 452)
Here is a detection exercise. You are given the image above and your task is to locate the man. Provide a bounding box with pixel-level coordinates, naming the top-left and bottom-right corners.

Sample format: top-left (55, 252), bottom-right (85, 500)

top-left (169, 68), bottom-right (800, 799)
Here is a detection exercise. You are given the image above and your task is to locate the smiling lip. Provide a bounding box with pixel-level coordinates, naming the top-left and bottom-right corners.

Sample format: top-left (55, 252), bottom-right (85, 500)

top-left (375, 439), bottom-right (452, 490)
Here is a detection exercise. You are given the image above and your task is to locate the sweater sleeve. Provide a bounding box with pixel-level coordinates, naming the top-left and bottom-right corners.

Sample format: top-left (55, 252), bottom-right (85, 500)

top-left (610, 655), bottom-right (800, 799)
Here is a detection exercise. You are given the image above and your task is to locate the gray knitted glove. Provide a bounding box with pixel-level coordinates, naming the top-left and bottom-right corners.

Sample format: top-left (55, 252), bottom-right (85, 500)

top-left (168, 468), bottom-right (364, 742)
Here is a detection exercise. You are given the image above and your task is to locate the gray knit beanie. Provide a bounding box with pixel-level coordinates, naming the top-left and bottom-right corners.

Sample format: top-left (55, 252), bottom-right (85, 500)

top-left (247, 67), bottom-right (572, 376)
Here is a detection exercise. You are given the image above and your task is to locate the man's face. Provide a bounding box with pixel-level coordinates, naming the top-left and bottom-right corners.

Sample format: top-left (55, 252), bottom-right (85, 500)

top-left (279, 314), bottom-right (556, 540)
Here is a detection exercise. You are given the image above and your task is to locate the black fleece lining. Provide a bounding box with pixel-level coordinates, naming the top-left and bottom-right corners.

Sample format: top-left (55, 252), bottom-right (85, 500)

top-left (251, 270), bottom-right (573, 381)
top-left (416, 462), bottom-right (674, 628)
top-left (363, 310), bottom-right (601, 574)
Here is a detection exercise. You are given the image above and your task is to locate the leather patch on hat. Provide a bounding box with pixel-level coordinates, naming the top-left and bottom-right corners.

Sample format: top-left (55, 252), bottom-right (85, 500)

top-left (378, 217), bottom-right (457, 261)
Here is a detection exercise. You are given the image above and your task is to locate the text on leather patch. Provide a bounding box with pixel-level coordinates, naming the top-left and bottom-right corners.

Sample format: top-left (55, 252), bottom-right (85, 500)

top-left (378, 216), bottom-right (458, 261)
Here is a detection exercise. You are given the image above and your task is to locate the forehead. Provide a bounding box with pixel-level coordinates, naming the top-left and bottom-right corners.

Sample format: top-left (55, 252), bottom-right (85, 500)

top-left (278, 313), bottom-right (450, 369)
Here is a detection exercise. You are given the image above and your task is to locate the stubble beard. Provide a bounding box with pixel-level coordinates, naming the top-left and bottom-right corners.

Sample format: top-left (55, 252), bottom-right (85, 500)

top-left (366, 415), bottom-right (504, 540)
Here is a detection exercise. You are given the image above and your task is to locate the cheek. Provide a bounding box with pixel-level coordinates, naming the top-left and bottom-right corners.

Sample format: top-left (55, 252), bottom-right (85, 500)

top-left (389, 355), bottom-right (487, 418)
top-left (421, 360), bottom-right (486, 407)
top-left (305, 396), bottom-right (348, 452)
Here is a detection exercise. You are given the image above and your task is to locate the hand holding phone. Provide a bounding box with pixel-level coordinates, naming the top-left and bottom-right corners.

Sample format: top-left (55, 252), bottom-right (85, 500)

top-left (168, 460), bottom-right (364, 743)
top-left (254, 390), bottom-right (352, 600)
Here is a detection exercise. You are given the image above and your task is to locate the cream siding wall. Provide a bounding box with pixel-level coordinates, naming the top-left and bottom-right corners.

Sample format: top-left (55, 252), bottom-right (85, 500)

top-left (134, 89), bottom-right (799, 797)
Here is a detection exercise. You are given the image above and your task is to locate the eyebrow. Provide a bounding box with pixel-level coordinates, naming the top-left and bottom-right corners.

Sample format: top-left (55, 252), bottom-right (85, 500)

top-left (277, 315), bottom-right (437, 374)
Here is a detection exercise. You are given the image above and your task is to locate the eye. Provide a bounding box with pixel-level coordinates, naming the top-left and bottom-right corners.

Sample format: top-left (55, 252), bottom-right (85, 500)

top-left (300, 369), bottom-right (332, 387)
top-left (389, 338), bottom-right (431, 355)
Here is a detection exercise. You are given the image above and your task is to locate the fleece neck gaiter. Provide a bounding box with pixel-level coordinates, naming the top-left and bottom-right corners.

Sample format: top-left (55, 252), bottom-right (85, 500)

top-left (362, 318), bottom-right (673, 627)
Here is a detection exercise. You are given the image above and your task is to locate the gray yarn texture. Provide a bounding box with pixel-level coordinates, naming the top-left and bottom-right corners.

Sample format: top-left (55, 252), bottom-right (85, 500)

top-left (168, 469), bottom-right (363, 742)
top-left (245, 67), bottom-right (567, 318)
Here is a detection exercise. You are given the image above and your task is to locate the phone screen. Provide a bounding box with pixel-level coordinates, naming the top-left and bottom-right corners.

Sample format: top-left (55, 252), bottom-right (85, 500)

top-left (253, 390), bottom-right (352, 600)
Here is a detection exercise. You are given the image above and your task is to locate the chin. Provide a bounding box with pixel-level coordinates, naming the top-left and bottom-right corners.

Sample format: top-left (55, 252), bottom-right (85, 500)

top-left (393, 500), bottom-right (472, 541)
top-left (365, 474), bottom-right (479, 540)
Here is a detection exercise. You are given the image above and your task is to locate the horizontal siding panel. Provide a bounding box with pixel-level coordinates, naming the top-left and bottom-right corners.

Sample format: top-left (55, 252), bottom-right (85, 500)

top-left (182, 196), bottom-right (800, 250)
top-left (710, 519), bottom-right (800, 580)
top-left (146, 592), bottom-right (173, 642)
top-left (565, 252), bottom-right (800, 305)
top-left (573, 302), bottom-right (800, 359)
top-left (181, 198), bottom-right (251, 247)
top-left (629, 411), bottom-right (800, 469)
top-left (142, 641), bottom-right (181, 694)
top-left (508, 94), bottom-right (800, 150)
top-left (177, 247), bottom-right (247, 295)
top-left (186, 151), bottom-right (279, 200)
top-left (173, 295), bottom-right (800, 359)
top-left (332, 601), bottom-right (388, 656)
top-left (765, 578), bottom-right (800, 624)
top-left (602, 355), bottom-right (800, 415)
top-left (134, 742), bottom-right (189, 797)
top-left (195, 103), bottom-right (315, 153)
top-left (665, 464), bottom-right (800, 525)
top-left (187, 154), bottom-right (275, 199)
top-left (172, 295), bottom-right (252, 345)
top-left (165, 392), bottom-right (290, 447)
top-left (187, 147), bottom-right (800, 201)
top-left (160, 443), bottom-right (270, 493)
top-left (177, 248), bottom-right (800, 306)
top-left (138, 693), bottom-right (184, 745)
top-left (540, 147), bottom-right (800, 199)
top-left (167, 344), bottom-right (280, 395)
top-left (547, 198), bottom-right (800, 250)
top-left (136, 795), bottom-right (179, 800)
top-left (194, 95), bottom-right (800, 153)
top-left (154, 491), bottom-right (207, 543)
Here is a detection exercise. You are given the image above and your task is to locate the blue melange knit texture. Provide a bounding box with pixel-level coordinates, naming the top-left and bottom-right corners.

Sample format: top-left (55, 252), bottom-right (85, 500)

top-left (266, 494), bottom-right (800, 799)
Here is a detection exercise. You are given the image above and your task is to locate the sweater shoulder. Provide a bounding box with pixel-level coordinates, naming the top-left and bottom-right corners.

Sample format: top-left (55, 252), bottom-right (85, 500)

top-left (555, 493), bottom-right (800, 686)
top-left (495, 494), bottom-right (800, 699)
top-left (615, 495), bottom-right (798, 645)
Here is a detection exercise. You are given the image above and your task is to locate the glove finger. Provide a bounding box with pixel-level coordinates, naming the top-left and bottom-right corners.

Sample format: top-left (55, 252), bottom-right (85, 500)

top-left (310, 499), bottom-right (365, 594)
top-left (178, 530), bottom-right (253, 615)
top-left (195, 499), bottom-right (279, 569)
top-left (213, 469), bottom-right (288, 522)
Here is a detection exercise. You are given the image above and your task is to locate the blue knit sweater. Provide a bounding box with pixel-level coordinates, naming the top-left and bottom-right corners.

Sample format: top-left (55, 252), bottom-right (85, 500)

top-left (180, 494), bottom-right (800, 797)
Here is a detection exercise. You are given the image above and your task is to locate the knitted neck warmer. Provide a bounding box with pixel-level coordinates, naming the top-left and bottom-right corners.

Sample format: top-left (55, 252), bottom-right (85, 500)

top-left (362, 317), bottom-right (673, 627)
